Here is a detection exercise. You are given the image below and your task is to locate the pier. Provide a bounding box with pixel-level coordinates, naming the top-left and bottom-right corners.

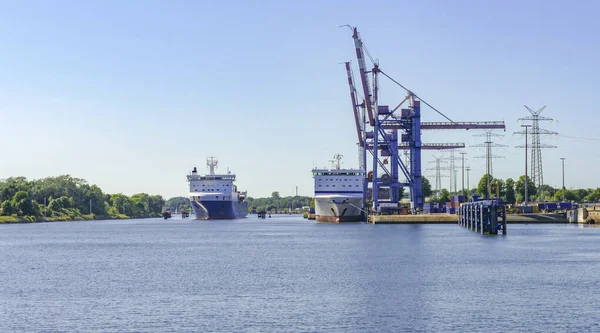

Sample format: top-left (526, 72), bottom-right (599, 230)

top-left (458, 200), bottom-right (506, 235)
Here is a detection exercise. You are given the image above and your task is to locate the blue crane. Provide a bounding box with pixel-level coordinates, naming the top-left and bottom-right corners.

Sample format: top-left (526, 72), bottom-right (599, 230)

top-left (345, 27), bottom-right (506, 213)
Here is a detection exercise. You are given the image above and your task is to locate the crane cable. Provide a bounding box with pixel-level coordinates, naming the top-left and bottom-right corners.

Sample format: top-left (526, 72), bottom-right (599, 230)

top-left (344, 25), bottom-right (454, 124)
top-left (378, 70), bottom-right (455, 123)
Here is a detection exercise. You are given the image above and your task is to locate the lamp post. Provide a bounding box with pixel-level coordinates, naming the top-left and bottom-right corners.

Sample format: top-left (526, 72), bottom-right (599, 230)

top-left (466, 167), bottom-right (470, 194)
top-left (522, 124), bottom-right (532, 204)
top-left (561, 157), bottom-right (565, 202)
top-left (460, 152), bottom-right (466, 196)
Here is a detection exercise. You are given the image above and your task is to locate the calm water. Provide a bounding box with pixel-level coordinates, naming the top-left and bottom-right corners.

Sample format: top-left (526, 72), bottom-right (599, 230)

top-left (1, 216), bottom-right (599, 332)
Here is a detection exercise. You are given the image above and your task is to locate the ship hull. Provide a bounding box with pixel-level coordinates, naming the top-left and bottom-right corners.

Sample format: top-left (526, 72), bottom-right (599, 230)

top-left (190, 199), bottom-right (248, 220)
top-left (314, 195), bottom-right (364, 223)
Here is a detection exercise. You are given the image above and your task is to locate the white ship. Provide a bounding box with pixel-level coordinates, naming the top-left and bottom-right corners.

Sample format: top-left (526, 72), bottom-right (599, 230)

top-left (187, 157), bottom-right (248, 220)
top-left (312, 154), bottom-right (366, 223)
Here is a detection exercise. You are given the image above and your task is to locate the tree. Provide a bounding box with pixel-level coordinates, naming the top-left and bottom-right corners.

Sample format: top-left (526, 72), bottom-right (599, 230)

top-left (439, 189), bottom-right (451, 203)
top-left (12, 191), bottom-right (34, 216)
top-left (537, 184), bottom-right (555, 201)
top-left (505, 178), bottom-right (516, 204)
top-left (490, 178), bottom-right (505, 199)
top-left (1, 200), bottom-right (13, 215)
top-left (583, 188), bottom-right (600, 203)
top-left (110, 194), bottom-right (130, 215)
top-left (48, 196), bottom-right (74, 213)
top-left (554, 189), bottom-right (582, 203)
top-left (271, 191), bottom-right (280, 199)
top-left (422, 177), bottom-right (433, 198)
top-left (148, 195), bottom-right (165, 215)
top-left (85, 184), bottom-right (107, 215)
top-left (131, 193), bottom-right (150, 216)
top-left (515, 175), bottom-right (537, 202)
top-left (309, 197), bottom-right (315, 209)
top-left (477, 174), bottom-right (493, 198)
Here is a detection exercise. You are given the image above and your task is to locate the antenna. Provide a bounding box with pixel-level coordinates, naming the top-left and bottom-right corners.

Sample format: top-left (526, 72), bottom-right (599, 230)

top-left (206, 157), bottom-right (218, 175)
top-left (332, 153), bottom-right (343, 169)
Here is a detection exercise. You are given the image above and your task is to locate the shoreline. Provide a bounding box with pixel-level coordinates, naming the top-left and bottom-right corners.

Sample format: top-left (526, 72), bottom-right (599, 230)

top-left (0, 214), bottom-right (161, 224)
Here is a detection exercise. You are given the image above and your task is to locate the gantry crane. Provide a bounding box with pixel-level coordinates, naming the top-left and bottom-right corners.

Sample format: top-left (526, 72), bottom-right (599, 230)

top-left (345, 26), bottom-right (506, 212)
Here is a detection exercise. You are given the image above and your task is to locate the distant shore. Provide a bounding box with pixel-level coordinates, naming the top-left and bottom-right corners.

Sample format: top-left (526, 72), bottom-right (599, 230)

top-left (0, 214), bottom-right (156, 224)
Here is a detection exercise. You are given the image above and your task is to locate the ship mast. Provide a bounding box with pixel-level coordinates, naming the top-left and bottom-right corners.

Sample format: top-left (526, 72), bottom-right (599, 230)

top-left (331, 153), bottom-right (343, 170)
top-left (206, 157), bottom-right (218, 175)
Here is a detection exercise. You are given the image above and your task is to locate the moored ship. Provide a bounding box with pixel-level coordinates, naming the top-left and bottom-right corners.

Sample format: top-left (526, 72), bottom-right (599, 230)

top-left (188, 157), bottom-right (248, 220)
top-left (312, 154), bottom-right (366, 223)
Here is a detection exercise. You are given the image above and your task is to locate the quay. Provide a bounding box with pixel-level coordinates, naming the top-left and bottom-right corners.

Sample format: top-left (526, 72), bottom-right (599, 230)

top-left (368, 213), bottom-right (456, 224)
top-left (368, 212), bottom-right (568, 224)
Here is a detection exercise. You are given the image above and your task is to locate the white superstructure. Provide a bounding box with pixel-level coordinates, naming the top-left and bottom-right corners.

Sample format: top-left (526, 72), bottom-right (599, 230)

top-left (187, 157), bottom-right (248, 220)
top-left (312, 154), bottom-right (366, 223)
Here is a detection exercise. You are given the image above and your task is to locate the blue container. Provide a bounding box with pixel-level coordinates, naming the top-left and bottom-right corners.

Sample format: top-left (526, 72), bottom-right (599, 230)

top-left (446, 207), bottom-right (456, 214)
top-left (522, 206), bottom-right (533, 214)
top-left (538, 203), bottom-right (558, 211)
top-left (559, 202), bottom-right (573, 210)
top-left (453, 195), bottom-right (465, 203)
top-left (472, 195), bottom-right (480, 202)
top-left (424, 203), bottom-right (432, 213)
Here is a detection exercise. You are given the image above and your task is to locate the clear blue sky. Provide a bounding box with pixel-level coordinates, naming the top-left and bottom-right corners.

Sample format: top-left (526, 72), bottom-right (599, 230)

top-left (1, 0), bottom-right (598, 198)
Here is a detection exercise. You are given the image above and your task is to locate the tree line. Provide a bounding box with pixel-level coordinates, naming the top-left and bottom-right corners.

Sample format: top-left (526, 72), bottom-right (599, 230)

top-left (246, 192), bottom-right (312, 212)
top-left (165, 197), bottom-right (192, 212)
top-left (0, 175), bottom-right (165, 221)
top-left (428, 173), bottom-right (600, 204)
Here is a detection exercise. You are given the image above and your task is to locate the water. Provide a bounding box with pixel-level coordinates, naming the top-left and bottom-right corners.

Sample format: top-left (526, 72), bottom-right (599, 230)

top-left (1, 216), bottom-right (599, 332)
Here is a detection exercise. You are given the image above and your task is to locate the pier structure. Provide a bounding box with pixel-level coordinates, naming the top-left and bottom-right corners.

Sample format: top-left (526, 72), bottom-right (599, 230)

top-left (458, 200), bottom-right (506, 235)
top-left (343, 26), bottom-right (506, 213)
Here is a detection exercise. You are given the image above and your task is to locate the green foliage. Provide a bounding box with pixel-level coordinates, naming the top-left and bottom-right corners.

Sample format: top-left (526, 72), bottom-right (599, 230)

top-left (422, 177), bottom-right (432, 198)
top-left (0, 175), bottom-right (164, 221)
top-left (491, 178), bottom-right (505, 198)
top-left (309, 197), bottom-right (315, 209)
top-left (439, 189), bottom-right (451, 203)
top-left (49, 196), bottom-right (74, 212)
top-left (1, 200), bottom-right (13, 215)
top-left (166, 197), bottom-right (191, 212)
top-left (430, 189), bottom-right (451, 203)
top-left (515, 175), bottom-right (537, 202)
top-left (477, 174), bottom-right (493, 198)
top-left (583, 188), bottom-right (600, 203)
top-left (11, 191), bottom-right (34, 216)
top-left (248, 195), bottom-right (311, 212)
top-left (505, 178), bottom-right (516, 204)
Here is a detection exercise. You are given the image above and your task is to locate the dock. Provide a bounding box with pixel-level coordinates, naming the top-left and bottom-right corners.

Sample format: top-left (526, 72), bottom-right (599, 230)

top-left (368, 213), bottom-right (457, 224)
top-left (367, 212), bottom-right (568, 224)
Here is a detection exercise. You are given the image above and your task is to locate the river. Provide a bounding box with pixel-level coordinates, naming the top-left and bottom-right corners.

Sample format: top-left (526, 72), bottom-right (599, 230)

top-left (1, 216), bottom-right (599, 332)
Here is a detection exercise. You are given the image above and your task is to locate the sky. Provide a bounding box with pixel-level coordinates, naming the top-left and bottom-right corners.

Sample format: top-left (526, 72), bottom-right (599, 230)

top-left (1, 0), bottom-right (599, 199)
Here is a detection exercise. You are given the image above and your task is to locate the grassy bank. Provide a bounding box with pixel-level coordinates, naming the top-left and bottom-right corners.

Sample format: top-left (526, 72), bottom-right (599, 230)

top-left (0, 213), bottom-right (140, 224)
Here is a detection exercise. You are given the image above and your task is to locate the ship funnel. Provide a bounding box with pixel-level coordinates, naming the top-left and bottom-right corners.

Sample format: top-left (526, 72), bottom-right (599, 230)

top-left (192, 167), bottom-right (197, 174)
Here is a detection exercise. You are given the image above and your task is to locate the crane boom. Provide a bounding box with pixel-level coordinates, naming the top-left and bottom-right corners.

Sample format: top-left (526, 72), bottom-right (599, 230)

top-left (352, 27), bottom-right (375, 126)
top-left (344, 62), bottom-right (363, 147)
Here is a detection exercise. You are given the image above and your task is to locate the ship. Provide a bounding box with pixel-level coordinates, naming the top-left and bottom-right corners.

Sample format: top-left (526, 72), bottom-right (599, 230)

top-left (312, 154), bottom-right (366, 223)
top-left (188, 157), bottom-right (248, 220)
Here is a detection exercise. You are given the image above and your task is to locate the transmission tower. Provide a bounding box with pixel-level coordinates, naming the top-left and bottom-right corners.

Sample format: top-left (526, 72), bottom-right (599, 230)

top-left (442, 150), bottom-right (465, 195)
top-left (472, 131), bottom-right (507, 198)
top-left (515, 105), bottom-right (558, 197)
top-left (427, 156), bottom-right (448, 196)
